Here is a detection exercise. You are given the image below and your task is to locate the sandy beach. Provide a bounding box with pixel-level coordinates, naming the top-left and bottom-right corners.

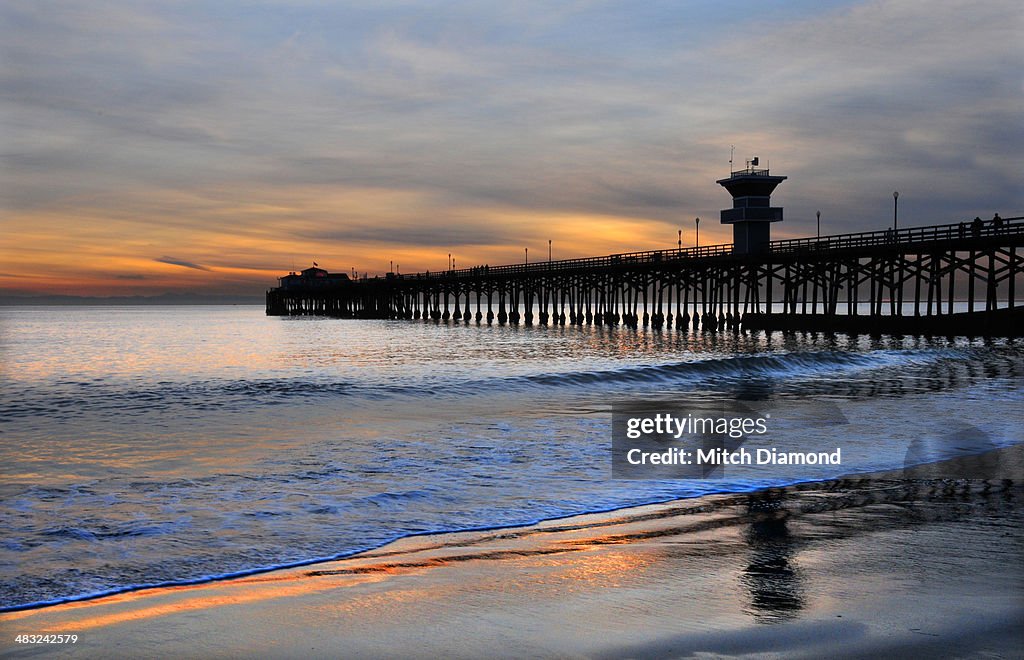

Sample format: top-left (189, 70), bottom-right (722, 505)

top-left (3, 446), bottom-right (1022, 659)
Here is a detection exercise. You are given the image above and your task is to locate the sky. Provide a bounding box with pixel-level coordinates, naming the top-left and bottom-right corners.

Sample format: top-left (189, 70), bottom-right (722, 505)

top-left (2, 0), bottom-right (1022, 296)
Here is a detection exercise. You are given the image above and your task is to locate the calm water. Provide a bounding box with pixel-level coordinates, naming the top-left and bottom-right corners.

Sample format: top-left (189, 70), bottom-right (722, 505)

top-left (1, 306), bottom-right (1022, 610)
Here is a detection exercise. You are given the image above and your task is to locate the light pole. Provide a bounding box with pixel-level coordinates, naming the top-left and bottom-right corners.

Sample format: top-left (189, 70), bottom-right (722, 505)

top-left (816, 210), bottom-right (821, 238)
top-left (893, 191), bottom-right (899, 231)
top-left (695, 217), bottom-right (700, 248)
top-left (678, 229), bottom-right (682, 250)
top-left (548, 239), bottom-right (552, 262)
top-left (448, 252), bottom-right (451, 271)
top-left (525, 247), bottom-right (528, 265)
top-left (390, 260), bottom-right (393, 273)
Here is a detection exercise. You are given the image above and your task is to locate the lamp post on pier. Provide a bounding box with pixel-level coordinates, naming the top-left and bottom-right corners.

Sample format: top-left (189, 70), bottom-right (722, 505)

top-left (525, 247), bottom-right (528, 265)
top-left (548, 239), bottom-right (552, 262)
top-left (695, 217), bottom-right (700, 248)
top-left (893, 191), bottom-right (899, 231)
top-left (816, 210), bottom-right (821, 238)
top-left (678, 229), bottom-right (682, 250)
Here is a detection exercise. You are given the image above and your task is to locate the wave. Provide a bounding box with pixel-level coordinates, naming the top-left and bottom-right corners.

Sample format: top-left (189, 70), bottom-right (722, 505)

top-left (509, 349), bottom-right (929, 388)
top-left (0, 348), bottom-right (972, 422)
top-left (41, 520), bottom-right (180, 541)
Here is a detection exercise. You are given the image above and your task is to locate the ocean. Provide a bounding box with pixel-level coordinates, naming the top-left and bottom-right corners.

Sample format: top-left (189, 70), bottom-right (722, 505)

top-left (1, 305), bottom-right (1021, 611)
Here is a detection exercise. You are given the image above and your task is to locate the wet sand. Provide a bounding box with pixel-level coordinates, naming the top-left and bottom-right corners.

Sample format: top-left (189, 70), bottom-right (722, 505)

top-left (2, 446), bottom-right (1022, 659)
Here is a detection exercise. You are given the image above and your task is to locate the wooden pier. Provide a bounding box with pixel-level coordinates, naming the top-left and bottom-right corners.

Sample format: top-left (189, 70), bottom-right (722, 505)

top-left (267, 165), bottom-right (1021, 336)
top-left (266, 216), bottom-right (1023, 336)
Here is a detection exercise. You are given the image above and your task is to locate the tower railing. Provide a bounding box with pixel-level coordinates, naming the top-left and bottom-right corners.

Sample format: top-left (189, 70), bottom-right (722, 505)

top-left (728, 167), bottom-right (771, 177)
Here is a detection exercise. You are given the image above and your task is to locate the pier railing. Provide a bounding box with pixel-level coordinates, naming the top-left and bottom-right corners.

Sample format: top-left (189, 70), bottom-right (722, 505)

top-left (770, 216), bottom-right (1023, 254)
top-left (396, 243), bottom-right (735, 280)
top-left (392, 216), bottom-right (1023, 281)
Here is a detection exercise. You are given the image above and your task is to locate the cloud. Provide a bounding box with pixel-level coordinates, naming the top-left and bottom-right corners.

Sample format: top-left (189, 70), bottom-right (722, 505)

top-left (1, 0), bottom-right (1022, 295)
top-left (155, 256), bottom-right (211, 271)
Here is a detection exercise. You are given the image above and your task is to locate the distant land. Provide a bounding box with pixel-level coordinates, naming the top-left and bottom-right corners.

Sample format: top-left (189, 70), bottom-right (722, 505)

top-left (0, 293), bottom-right (265, 306)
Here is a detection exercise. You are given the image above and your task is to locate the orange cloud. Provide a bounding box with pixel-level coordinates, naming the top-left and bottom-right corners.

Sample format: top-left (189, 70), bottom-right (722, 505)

top-left (1, 182), bottom-right (727, 296)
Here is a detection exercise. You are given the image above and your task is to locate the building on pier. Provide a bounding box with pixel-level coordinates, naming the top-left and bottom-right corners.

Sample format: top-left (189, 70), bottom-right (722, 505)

top-left (717, 157), bottom-right (787, 255)
top-left (277, 266), bottom-right (350, 290)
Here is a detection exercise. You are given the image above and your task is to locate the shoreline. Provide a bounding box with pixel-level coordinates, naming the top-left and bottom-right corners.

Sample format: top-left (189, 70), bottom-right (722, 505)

top-left (2, 444), bottom-right (1022, 657)
top-left (6, 441), bottom-right (1020, 617)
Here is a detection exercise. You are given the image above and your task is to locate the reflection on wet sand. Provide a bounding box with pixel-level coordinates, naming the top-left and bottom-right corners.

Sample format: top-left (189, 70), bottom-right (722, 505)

top-left (741, 492), bottom-right (804, 623)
